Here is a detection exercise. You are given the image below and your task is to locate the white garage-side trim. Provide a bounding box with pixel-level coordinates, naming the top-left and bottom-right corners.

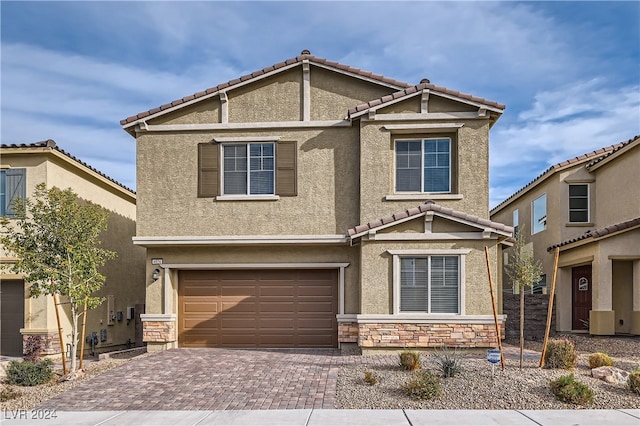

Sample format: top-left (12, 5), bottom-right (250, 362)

top-left (158, 262), bottom-right (350, 316)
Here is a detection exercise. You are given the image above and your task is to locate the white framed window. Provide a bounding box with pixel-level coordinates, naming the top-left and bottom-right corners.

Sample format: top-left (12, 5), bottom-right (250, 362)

top-left (222, 143), bottom-right (275, 195)
top-left (395, 138), bottom-right (451, 193)
top-left (532, 194), bottom-right (547, 234)
top-left (513, 209), bottom-right (519, 236)
top-left (568, 184), bottom-right (589, 223)
top-left (390, 249), bottom-right (468, 315)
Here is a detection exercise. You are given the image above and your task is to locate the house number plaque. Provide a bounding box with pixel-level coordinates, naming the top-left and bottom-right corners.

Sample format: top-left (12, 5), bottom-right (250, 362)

top-left (578, 277), bottom-right (588, 291)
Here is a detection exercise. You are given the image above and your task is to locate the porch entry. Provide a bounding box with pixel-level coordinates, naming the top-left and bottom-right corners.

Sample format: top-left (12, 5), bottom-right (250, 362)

top-left (572, 265), bottom-right (592, 330)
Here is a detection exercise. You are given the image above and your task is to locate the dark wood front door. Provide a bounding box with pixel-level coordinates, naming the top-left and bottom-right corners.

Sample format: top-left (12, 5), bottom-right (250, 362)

top-left (572, 265), bottom-right (592, 330)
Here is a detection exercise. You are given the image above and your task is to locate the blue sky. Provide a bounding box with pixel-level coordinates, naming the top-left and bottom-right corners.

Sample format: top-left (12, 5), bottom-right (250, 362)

top-left (2, 1), bottom-right (639, 208)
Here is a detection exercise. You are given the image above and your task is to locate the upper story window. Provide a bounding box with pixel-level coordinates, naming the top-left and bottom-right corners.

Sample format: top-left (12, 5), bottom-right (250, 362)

top-left (222, 143), bottom-right (275, 195)
top-left (513, 209), bottom-right (519, 236)
top-left (0, 169), bottom-right (26, 218)
top-left (568, 184), bottom-right (589, 223)
top-left (395, 138), bottom-right (451, 193)
top-left (197, 140), bottom-right (297, 199)
top-left (532, 193), bottom-right (547, 234)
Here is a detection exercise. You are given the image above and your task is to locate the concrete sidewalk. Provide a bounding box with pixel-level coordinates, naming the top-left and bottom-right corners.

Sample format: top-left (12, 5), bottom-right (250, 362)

top-left (1, 409), bottom-right (638, 425)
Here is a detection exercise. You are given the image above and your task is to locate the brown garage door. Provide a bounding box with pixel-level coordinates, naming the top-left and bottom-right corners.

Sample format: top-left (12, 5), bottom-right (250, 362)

top-left (178, 269), bottom-right (338, 348)
top-left (1, 280), bottom-right (25, 356)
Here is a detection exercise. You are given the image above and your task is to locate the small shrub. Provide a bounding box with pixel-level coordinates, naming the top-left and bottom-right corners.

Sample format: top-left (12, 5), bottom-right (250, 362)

top-left (399, 350), bottom-right (421, 371)
top-left (404, 370), bottom-right (442, 400)
top-left (628, 369), bottom-right (640, 396)
top-left (363, 371), bottom-right (378, 385)
top-left (588, 352), bottom-right (614, 369)
top-left (0, 386), bottom-right (22, 402)
top-left (550, 374), bottom-right (594, 405)
top-left (433, 345), bottom-right (463, 378)
top-left (6, 359), bottom-right (54, 386)
top-left (544, 339), bottom-right (577, 370)
top-left (23, 335), bottom-right (44, 363)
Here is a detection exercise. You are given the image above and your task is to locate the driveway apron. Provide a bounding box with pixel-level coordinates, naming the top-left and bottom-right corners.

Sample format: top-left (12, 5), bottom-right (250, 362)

top-left (37, 348), bottom-right (341, 411)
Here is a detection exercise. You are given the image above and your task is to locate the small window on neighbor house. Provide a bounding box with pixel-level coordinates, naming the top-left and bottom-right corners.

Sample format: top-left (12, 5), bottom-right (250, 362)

top-left (513, 209), bottom-right (519, 236)
top-left (532, 194), bottom-right (547, 234)
top-left (568, 184), bottom-right (589, 223)
top-left (0, 169), bottom-right (26, 218)
top-left (532, 274), bottom-right (546, 294)
top-left (222, 143), bottom-right (275, 195)
top-left (400, 256), bottom-right (459, 314)
top-left (395, 138), bottom-right (451, 193)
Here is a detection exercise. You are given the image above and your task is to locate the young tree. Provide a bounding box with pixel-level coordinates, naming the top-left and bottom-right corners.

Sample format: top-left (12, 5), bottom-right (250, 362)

top-left (506, 224), bottom-right (543, 369)
top-left (0, 183), bottom-right (115, 374)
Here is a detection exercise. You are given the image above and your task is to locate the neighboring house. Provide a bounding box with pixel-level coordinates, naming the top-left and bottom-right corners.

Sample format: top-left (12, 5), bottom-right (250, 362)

top-left (120, 51), bottom-right (512, 352)
top-left (491, 135), bottom-right (640, 336)
top-left (0, 140), bottom-right (146, 356)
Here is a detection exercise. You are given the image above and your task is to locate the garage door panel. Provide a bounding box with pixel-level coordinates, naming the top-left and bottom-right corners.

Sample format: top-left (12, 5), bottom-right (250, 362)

top-left (178, 269), bottom-right (337, 348)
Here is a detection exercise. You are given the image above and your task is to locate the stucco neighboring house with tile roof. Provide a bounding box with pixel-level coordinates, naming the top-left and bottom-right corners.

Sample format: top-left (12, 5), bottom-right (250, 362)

top-left (491, 135), bottom-right (640, 336)
top-left (0, 141), bottom-right (146, 356)
top-left (122, 51), bottom-right (512, 352)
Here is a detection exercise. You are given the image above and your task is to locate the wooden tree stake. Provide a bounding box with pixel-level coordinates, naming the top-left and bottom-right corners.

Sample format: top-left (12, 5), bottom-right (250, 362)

top-left (485, 246), bottom-right (505, 370)
top-left (539, 247), bottom-right (560, 368)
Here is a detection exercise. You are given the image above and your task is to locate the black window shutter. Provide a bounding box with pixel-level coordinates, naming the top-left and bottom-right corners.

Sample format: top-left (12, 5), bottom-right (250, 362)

top-left (5, 168), bottom-right (26, 217)
top-left (275, 141), bottom-right (297, 196)
top-left (198, 143), bottom-right (219, 197)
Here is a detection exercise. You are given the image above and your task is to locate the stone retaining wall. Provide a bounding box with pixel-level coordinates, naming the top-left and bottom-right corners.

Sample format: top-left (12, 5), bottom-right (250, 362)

top-left (503, 293), bottom-right (555, 341)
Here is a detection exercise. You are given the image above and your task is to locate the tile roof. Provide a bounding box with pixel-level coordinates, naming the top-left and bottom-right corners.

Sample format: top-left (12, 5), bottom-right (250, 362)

top-left (347, 200), bottom-right (513, 238)
top-left (490, 140), bottom-right (629, 215)
top-left (547, 216), bottom-right (640, 251)
top-left (347, 82), bottom-right (505, 118)
top-left (1, 140), bottom-right (135, 195)
top-left (586, 135), bottom-right (639, 169)
top-left (120, 50), bottom-right (413, 127)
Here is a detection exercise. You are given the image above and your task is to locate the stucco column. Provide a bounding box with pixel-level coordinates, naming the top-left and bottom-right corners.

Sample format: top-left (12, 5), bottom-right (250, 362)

top-left (632, 260), bottom-right (640, 335)
top-left (590, 257), bottom-right (614, 335)
top-left (555, 268), bottom-right (572, 332)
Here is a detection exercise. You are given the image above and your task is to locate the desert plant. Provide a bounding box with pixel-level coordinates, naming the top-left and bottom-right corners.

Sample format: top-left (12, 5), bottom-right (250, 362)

top-left (399, 350), bottom-right (421, 371)
top-left (404, 370), bottom-right (442, 400)
top-left (550, 374), bottom-right (594, 405)
top-left (5, 359), bottom-right (54, 386)
top-left (0, 386), bottom-right (22, 402)
top-left (628, 369), bottom-right (640, 396)
top-left (23, 335), bottom-right (44, 363)
top-left (588, 352), bottom-right (614, 369)
top-left (543, 338), bottom-right (577, 369)
top-left (433, 345), bottom-right (463, 378)
top-left (363, 371), bottom-right (378, 385)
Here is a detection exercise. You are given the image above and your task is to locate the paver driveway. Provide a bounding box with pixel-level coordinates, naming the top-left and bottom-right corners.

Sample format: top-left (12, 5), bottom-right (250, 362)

top-left (37, 348), bottom-right (344, 411)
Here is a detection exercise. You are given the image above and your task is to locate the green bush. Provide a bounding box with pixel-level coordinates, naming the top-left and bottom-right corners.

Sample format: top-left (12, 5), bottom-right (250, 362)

top-left (6, 359), bottom-right (54, 386)
top-left (588, 352), bottom-right (614, 369)
top-left (544, 339), bottom-right (577, 369)
top-left (399, 350), bottom-right (421, 371)
top-left (363, 371), bottom-right (378, 385)
top-left (550, 374), bottom-right (594, 405)
top-left (404, 370), bottom-right (442, 400)
top-left (433, 345), bottom-right (464, 378)
top-left (628, 369), bottom-right (640, 396)
top-left (0, 386), bottom-right (22, 402)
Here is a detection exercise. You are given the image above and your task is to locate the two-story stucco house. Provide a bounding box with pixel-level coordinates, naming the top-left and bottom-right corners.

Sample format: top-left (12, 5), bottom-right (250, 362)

top-left (121, 51), bottom-right (512, 352)
top-left (0, 140), bottom-right (146, 356)
top-left (491, 135), bottom-right (640, 337)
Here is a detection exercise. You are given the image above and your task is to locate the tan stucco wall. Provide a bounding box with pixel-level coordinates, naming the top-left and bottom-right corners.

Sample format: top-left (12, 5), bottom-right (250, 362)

top-left (135, 126), bottom-right (360, 236)
top-left (1, 149), bottom-right (144, 353)
top-left (592, 144), bottom-right (640, 227)
top-left (358, 239), bottom-right (499, 316)
top-left (143, 245), bottom-right (360, 316)
top-left (310, 67), bottom-right (393, 120)
top-left (148, 100), bottom-right (221, 125)
top-left (612, 260), bottom-right (633, 334)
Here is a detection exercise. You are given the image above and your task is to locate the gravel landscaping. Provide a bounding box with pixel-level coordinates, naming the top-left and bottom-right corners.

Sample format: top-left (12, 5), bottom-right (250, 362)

top-left (1, 335), bottom-right (638, 411)
top-left (337, 334), bottom-right (640, 410)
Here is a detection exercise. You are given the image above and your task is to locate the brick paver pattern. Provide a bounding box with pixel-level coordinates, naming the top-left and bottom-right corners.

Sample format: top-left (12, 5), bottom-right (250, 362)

top-left (37, 348), bottom-right (347, 411)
